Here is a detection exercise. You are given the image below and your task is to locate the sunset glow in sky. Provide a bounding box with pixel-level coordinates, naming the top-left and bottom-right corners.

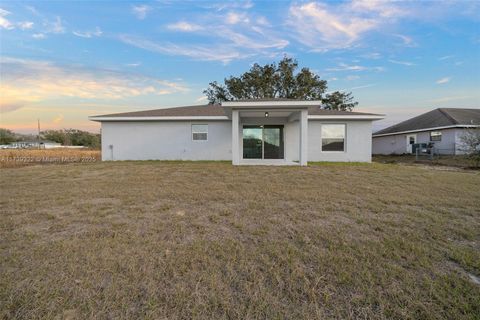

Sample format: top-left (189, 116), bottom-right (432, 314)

top-left (1, 0), bottom-right (479, 133)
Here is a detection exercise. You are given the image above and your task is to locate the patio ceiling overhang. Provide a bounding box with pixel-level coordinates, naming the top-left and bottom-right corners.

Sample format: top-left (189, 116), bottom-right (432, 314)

top-left (221, 100), bottom-right (321, 118)
top-left (236, 109), bottom-right (305, 122)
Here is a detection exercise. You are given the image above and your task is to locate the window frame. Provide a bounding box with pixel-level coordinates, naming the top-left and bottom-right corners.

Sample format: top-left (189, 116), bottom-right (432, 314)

top-left (321, 123), bottom-right (347, 153)
top-left (430, 131), bottom-right (442, 142)
top-left (192, 124), bottom-right (208, 141)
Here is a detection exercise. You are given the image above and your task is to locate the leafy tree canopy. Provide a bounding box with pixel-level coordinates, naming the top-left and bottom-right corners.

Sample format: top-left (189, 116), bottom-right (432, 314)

top-left (0, 128), bottom-right (16, 145)
top-left (204, 57), bottom-right (358, 111)
top-left (460, 127), bottom-right (480, 168)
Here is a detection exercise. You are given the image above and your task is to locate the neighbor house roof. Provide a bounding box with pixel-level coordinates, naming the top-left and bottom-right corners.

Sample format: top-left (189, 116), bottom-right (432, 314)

top-left (373, 108), bottom-right (480, 137)
top-left (90, 103), bottom-right (383, 120)
top-left (307, 107), bottom-right (380, 116)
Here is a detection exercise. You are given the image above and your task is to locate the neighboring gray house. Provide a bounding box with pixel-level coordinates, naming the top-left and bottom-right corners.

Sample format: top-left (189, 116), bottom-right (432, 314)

top-left (90, 100), bottom-right (384, 165)
top-left (372, 108), bottom-right (480, 155)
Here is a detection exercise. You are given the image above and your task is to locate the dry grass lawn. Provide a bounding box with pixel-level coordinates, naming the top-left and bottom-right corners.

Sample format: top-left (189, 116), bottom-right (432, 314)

top-left (1, 161), bottom-right (479, 319)
top-left (0, 149), bottom-right (101, 168)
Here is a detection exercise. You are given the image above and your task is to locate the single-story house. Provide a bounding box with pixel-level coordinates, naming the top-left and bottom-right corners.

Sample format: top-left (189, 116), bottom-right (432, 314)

top-left (89, 99), bottom-right (384, 165)
top-left (372, 108), bottom-right (480, 155)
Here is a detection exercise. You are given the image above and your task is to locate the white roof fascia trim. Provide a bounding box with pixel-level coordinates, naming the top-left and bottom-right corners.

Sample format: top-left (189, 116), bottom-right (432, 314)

top-left (222, 100), bottom-right (322, 107)
top-left (308, 115), bottom-right (384, 120)
top-left (372, 124), bottom-right (479, 137)
top-left (89, 116), bottom-right (230, 122)
top-left (90, 114), bottom-right (385, 122)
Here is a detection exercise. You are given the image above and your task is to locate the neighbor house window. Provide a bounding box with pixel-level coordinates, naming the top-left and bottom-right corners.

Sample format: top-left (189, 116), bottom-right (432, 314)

top-left (192, 124), bottom-right (208, 141)
top-left (322, 124), bottom-right (346, 152)
top-left (430, 131), bottom-right (442, 141)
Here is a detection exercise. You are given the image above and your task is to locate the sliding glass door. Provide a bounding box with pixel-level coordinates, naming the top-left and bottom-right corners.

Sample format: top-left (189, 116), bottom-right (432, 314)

top-left (263, 126), bottom-right (284, 159)
top-left (243, 126), bottom-right (263, 159)
top-left (242, 125), bottom-right (284, 160)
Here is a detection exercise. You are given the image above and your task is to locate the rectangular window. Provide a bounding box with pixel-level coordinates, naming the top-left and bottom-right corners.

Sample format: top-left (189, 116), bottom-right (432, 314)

top-left (430, 131), bottom-right (442, 141)
top-left (322, 124), bottom-right (346, 152)
top-left (192, 124), bottom-right (208, 141)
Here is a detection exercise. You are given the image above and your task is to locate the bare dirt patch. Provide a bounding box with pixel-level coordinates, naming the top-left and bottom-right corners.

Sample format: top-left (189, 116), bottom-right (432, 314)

top-left (373, 154), bottom-right (478, 170)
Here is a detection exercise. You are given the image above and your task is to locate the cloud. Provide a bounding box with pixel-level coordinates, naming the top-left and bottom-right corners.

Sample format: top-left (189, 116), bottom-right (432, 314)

top-left (52, 114), bottom-right (64, 124)
top-left (18, 21), bottom-right (34, 30)
top-left (132, 5), bottom-right (150, 20)
top-left (350, 83), bottom-right (376, 90)
top-left (1, 12), bottom-right (34, 31)
top-left (0, 8), bottom-right (14, 29)
top-left (205, 1), bottom-right (254, 11)
top-left (430, 95), bottom-right (470, 103)
top-left (0, 57), bottom-right (189, 113)
top-left (327, 63), bottom-right (367, 72)
top-left (393, 34), bottom-right (416, 47)
top-left (118, 34), bottom-right (250, 63)
top-left (350, 0), bottom-right (405, 18)
top-left (438, 55), bottom-right (454, 61)
top-left (125, 62), bottom-right (141, 67)
top-left (32, 33), bottom-right (46, 39)
top-left (25, 5), bottom-right (40, 16)
top-left (226, 12), bottom-right (250, 24)
top-left (167, 21), bottom-right (203, 32)
top-left (287, 1), bottom-right (468, 51)
top-left (256, 16), bottom-right (270, 26)
top-left (73, 27), bottom-right (102, 38)
top-left (48, 16), bottom-right (65, 33)
top-left (346, 75), bottom-right (360, 81)
top-left (288, 1), bottom-right (407, 50)
top-left (288, 2), bottom-right (376, 50)
top-left (219, 28), bottom-right (288, 50)
top-left (9, 7), bottom-right (65, 35)
top-left (326, 63), bottom-right (385, 74)
top-left (195, 96), bottom-right (208, 103)
top-left (388, 59), bottom-right (415, 66)
top-left (0, 102), bottom-right (23, 113)
top-left (361, 52), bottom-right (382, 59)
top-left (436, 77), bottom-right (450, 84)
top-left (120, 10), bottom-right (289, 63)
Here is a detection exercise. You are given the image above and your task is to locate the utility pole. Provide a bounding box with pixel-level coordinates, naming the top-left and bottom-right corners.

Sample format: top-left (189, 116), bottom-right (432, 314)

top-left (37, 119), bottom-right (41, 149)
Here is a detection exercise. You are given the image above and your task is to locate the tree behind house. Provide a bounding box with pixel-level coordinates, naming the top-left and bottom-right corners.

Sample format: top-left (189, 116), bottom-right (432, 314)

top-left (204, 57), bottom-right (358, 111)
top-left (459, 127), bottom-right (480, 168)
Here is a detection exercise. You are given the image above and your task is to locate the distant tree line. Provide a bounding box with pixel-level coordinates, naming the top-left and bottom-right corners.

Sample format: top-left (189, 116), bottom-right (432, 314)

top-left (0, 129), bottom-right (17, 144)
top-left (0, 128), bottom-right (100, 148)
top-left (41, 129), bottom-right (101, 148)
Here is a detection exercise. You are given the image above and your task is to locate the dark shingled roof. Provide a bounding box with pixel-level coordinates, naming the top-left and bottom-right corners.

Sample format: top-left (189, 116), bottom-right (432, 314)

top-left (234, 98), bottom-right (310, 102)
top-left (93, 104), bottom-right (383, 118)
top-left (95, 104), bottom-right (227, 117)
top-left (374, 108), bottom-right (480, 136)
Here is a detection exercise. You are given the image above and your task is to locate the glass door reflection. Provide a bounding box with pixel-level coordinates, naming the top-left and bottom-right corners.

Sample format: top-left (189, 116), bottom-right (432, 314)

top-left (242, 125), bottom-right (284, 160)
top-left (242, 126), bottom-right (262, 159)
top-left (263, 126), bottom-right (284, 159)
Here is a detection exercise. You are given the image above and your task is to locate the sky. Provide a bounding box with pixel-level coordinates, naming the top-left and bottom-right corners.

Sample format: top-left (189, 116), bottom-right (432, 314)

top-left (0, 0), bottom-right (479, 133)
